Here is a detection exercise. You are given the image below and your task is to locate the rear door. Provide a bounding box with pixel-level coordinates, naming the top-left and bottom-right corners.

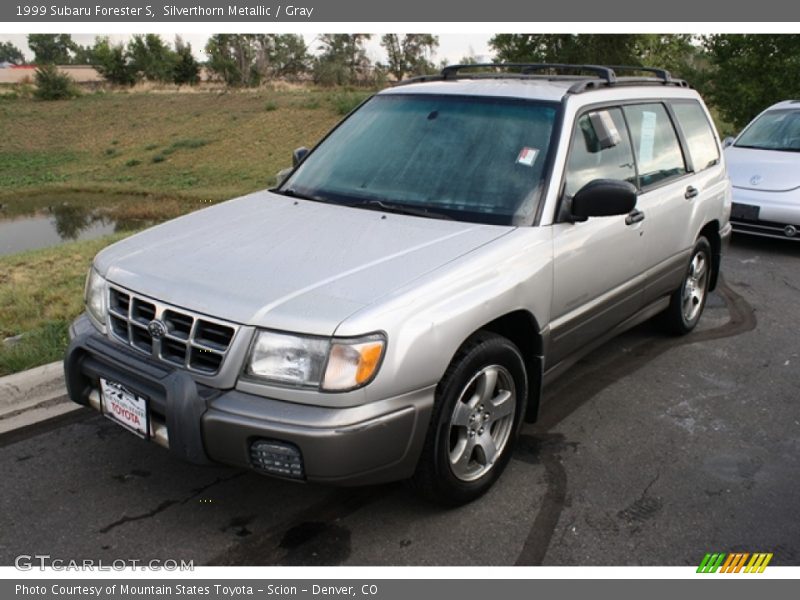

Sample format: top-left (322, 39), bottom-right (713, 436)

top-left (622, 101), bottom-right (717, 305)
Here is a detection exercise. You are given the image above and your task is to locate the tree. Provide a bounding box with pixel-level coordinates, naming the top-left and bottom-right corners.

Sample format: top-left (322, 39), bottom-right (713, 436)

top-left (127, 34), bottom-right (176, 82)
top-left (313, 34), bottom-right (373, 86)
top-left (490, 34), bottom-right (638, 65)
top-left (268, 34), bottom-right (310, 79)
top-left (34, 64), bottom-right (79, 100)
top-left (205, 34), bottom-right (309, 86)
top-left (380, 34), bottom-right (438, 80)
top-left (70, 43), bottom-right (94, 65)
top-left (702, 34), bottom-right (800, 130)
top-left (632, 34), bottom-right (698, 76)
top-left (488, 34), bottom-right (698, 78)
top-left (0, 41), bottom-right (25, 65)
top-left (91, 37), bottom-right (137, 86)
top-left (172, 36), bottom-right (200, 85)
top-left (205, 34), bottom-right (259, 86)
top-left (28, 34), bottom-right (76, 64)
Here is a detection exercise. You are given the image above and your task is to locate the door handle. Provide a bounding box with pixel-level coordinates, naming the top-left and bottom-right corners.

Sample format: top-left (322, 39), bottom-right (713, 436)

top-left (685, 186), bottom-right (699, 200)
top-left (625, 209), bottom-right (645, 225)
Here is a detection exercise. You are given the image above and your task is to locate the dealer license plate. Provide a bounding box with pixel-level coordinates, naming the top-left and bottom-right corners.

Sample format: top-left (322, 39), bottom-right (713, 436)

top-left (100, 378), bottom-right (149, 438)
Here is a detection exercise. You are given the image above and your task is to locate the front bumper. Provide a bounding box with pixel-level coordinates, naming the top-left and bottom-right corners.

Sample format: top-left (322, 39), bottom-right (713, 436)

top-left (730, 186), bottom-right (800, 240)
top-left (65, 315), bottom-right (434, 485)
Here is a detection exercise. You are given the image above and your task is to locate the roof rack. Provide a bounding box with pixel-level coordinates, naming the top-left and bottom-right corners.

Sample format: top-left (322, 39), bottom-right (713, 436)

top-left (441, 63), bottom-right (617, 83)
top-left (398, 63), bottom-right (690, 93)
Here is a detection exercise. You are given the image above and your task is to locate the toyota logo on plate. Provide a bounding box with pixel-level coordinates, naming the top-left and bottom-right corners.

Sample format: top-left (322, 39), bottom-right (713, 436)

top-left (750, 175), bottom-right (763, 186)
top-left (147, 319), bottom-right (167, 339)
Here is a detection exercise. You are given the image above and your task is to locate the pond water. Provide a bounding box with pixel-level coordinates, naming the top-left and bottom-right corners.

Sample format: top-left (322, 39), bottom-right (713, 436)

top-left (0, 194), bottom-right (163, 257)
top-left (0, 212), bottom-right (119, 256)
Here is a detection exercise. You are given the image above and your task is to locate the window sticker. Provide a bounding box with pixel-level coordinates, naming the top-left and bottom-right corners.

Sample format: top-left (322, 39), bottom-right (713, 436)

top-left (639, 111), bottom-right (657, 164)
top-left (516, 147), bottom-right (539, 167)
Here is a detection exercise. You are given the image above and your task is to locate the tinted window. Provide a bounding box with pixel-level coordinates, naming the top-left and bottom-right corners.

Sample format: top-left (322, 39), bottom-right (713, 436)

top-left (564, 108), bottom-right (636, 197)
top-left (283, 94), bottom-right (558, 225)
top-left (672, 102), bottom-right (720, 171)
top-left (623, 103), bottom-right (686, 188)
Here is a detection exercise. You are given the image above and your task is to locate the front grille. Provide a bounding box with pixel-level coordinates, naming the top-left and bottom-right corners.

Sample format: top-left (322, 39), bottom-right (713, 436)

top-left (107, 286), bottom-right (237, 375)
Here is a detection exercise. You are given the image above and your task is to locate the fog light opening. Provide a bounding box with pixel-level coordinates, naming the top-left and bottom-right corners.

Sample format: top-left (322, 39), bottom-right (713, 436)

top-left (249, 439), bottom-right (305, 480)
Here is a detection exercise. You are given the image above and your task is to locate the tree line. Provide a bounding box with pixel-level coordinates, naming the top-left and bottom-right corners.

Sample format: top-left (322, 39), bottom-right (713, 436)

top-left (3, 33), bottom-right (800, 129)
top-left (1, 34), bottom-right (438, 88)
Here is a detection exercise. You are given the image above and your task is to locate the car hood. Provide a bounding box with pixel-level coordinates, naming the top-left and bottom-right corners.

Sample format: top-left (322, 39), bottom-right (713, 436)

top-left (95, 191), bottom-right (512, 334)
top-left (725, 146), bottom-right (800, 192)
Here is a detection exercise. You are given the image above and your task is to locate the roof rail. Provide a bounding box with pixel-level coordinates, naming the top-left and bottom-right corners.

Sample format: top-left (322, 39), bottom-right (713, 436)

top-left (398, 62), bottom-right (689, 93)
top-left (605, 65), bottom-right (673, 82)
top-left (441, 63), bottom-right (617, 84)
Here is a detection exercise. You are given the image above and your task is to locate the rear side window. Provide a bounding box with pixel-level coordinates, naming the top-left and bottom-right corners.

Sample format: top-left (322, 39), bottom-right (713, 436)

top-left (671, 102), bottom-right (720, 171)
top-left (564, 108), bottom-right (636, 197)
top-left (623, 103), bottom-right (686, 188)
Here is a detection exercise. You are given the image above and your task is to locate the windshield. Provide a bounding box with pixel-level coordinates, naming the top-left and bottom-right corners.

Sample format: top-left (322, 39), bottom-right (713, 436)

top-left (735, 108), bottom-right (800, 152)
top-left (280, 94), bottom-right (559, 225)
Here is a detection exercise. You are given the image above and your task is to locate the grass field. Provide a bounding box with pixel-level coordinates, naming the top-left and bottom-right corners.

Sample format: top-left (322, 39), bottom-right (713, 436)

top-left (0, 87), bottom-right (372, 375)
top-left (0, 232), bottom-right (132, 374)
top-left (0, 87), bottom-right (369, 203)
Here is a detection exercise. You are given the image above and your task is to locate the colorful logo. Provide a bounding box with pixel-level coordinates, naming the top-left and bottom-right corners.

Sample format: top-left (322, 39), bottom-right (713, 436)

top-left (697, 552), bottom-right (773, 573)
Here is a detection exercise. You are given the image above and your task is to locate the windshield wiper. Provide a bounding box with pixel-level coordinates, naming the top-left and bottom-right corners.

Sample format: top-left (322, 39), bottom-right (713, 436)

top-left (277, 188), bottom-right (327, 202)
top-left (351, 199), bottom-right (453, 220)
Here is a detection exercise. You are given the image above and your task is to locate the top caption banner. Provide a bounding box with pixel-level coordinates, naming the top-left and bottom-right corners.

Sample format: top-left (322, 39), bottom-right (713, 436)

top-left (3, 0), bottom-right (800, 22)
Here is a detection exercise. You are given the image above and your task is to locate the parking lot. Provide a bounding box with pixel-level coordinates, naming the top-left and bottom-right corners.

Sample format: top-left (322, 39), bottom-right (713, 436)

top-left (1, 234), bottom-right (798, 567)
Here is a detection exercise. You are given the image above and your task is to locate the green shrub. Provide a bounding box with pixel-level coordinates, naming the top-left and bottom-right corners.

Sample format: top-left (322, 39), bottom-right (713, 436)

top-left (33, 65), bottom-right (79, 101)
top-left (125, 159), bottom-right (141, 167)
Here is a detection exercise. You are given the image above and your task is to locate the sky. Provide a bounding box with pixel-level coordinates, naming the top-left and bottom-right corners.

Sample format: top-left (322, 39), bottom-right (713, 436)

top-left (0, 33), bottom-right (494, 64)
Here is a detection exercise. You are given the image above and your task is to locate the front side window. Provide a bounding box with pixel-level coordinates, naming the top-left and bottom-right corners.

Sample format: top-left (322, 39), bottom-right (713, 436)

top-left (563, 107), bottom-right (636, 198)
top-left (281, 94), bottom-right (559, 225)
top-left (623, 103), bottom-right (686, 188)
top-left (736, 109), bottom-right (800, 152)
top-left (672, 101), bottom-right (720, 171)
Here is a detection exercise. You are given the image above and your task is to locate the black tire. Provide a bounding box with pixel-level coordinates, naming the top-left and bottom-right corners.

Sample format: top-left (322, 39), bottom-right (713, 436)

top-left (661, 236), bottom-right (713, 335)
top-left (411, 331), bottom-right (527, 506)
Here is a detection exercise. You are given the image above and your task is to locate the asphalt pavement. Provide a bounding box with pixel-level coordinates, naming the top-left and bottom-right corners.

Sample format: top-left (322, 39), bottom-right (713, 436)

top-left (1, 235), bottom-right (798, 567)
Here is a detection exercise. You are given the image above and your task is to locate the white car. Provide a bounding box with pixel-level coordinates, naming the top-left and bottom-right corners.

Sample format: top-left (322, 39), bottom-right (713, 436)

top-left (725, 100), bottom-right (800, 240)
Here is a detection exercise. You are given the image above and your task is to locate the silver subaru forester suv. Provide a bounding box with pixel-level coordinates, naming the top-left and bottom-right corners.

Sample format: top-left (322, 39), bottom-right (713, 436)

top-left (66, 64), bottom-right (732, 505)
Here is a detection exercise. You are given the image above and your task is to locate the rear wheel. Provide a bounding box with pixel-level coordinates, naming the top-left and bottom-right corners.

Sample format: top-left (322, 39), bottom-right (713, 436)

top-left (662, 236), bottom-right (712, 335)
top-left (411, 332), bottom-right (527, 505)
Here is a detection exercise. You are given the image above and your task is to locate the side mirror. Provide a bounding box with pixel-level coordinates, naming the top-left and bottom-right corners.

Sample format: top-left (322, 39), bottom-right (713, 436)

top-left (292, 146), bottom-right (309, 167)
top-left (722, 137), bottom-right (735, 148)
top-left (571, 179), bottom-right (637, 221)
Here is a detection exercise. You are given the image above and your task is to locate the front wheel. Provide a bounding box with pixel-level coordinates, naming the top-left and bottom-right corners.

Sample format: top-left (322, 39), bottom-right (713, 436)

top-left (661, 236), bottom-right (712, 335)
top-left (411, 332), bottom-right (527, 506)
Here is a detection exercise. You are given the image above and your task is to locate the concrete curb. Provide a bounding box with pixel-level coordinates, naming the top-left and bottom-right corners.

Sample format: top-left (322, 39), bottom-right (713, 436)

top-left (0, 361), bottom-right (79, 434)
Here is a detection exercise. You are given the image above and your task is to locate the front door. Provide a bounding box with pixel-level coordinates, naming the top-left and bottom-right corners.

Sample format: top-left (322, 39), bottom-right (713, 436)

top-left (549, 106), bottom-right (646, 368)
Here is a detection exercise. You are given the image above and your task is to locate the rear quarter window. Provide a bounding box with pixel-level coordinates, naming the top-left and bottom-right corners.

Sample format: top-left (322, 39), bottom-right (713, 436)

top-left (671, 101), bottom-right (720, 172)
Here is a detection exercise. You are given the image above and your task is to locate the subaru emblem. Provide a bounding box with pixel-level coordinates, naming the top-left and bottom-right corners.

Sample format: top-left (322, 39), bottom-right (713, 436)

top-left (147, 319), bottom-right (167, 339)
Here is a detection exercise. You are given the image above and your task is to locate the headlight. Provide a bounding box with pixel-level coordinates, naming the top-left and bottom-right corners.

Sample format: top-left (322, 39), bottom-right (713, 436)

top-left (84, 267), bottom-right (107, 328)
top-left (245, 331), bottom-right (386, 392)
